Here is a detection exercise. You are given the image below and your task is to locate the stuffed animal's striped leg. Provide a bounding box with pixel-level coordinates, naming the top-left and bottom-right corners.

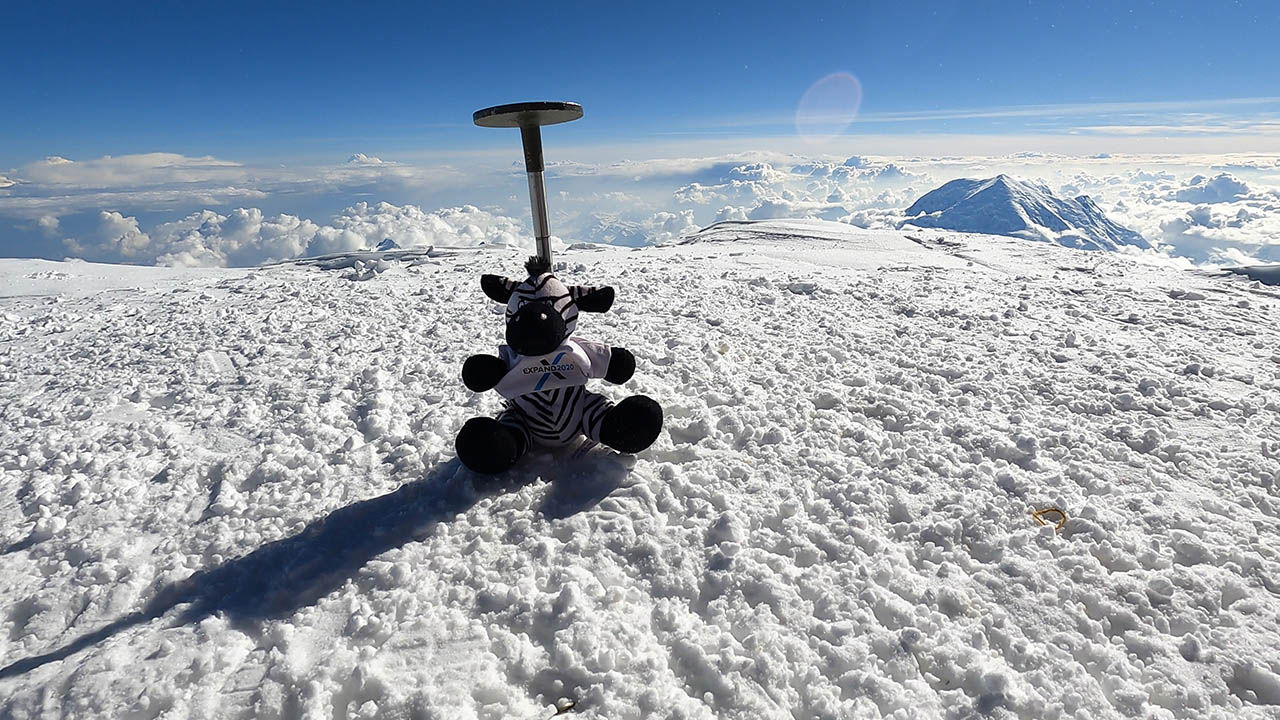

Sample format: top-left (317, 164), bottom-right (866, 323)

top-left (585, 393), bottom-right (663, 454)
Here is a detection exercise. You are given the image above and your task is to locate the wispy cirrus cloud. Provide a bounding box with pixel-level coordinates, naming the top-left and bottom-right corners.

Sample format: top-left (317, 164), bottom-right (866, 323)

top-left (692, 96), bottom-right (1280, 128)
top-left (0, 151), bottom-right (477, 219)
top-left (858, 96), bottom-right (1280, 124)
top-left (17, 153), bottom-right (244, 188)
top-left (669, 96), bottom-right (1280, 149)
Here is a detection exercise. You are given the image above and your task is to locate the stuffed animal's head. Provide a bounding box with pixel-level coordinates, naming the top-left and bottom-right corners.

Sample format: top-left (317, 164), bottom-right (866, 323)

top-left (480, 256), bottom-right (615, 357)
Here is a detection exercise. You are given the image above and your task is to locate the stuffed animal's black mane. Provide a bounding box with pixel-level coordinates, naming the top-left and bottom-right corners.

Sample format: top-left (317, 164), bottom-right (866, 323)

top-left (524, 255), bottom-right (552, 277)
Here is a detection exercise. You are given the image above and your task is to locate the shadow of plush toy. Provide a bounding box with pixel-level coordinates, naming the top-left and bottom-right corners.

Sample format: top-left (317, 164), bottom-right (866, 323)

top-left (455, 256), bottom-right (663, 473)
top-left (536, 449), bottom-right (636, 520)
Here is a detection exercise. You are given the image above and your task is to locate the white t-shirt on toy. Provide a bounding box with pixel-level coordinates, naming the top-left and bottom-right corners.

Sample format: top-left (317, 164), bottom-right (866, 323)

top-left (494, 338), bottom-right (613, 399)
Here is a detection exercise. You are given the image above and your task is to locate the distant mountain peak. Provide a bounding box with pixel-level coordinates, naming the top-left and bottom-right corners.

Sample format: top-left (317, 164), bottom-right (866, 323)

top-left (900, 175), bottom-right (1149, 252)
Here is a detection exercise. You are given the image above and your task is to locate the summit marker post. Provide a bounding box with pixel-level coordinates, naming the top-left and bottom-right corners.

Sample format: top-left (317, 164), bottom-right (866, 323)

top-left (473, 101), bottom-right (583, 267)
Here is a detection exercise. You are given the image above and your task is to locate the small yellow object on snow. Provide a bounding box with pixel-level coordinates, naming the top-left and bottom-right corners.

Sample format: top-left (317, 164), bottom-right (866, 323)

top-left (1032, 507), bottom-right (1067, 530)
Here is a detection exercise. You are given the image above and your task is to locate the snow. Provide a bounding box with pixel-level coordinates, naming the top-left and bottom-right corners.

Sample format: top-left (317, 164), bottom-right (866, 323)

top-left (2, 219), bottom-right (1280, 719)
top-left (901, 175), bottom-right (1150, 252)
top-left (1226, 264), bottom-right (1280, 287)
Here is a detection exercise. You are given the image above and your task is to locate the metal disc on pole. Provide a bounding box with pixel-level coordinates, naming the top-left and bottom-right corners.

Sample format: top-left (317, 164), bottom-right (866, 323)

top-left (474, 102), bottom-right (583, 268)
top-left (473, 102), bottom-right (583, 129)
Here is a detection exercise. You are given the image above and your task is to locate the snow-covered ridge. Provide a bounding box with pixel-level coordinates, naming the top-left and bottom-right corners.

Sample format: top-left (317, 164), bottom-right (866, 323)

top-left (1226, 264), bottom-right (1280, 287)
top-left (901, 174), bottom-right (1150, 252)
top-left (2, 222), bottom-right (1279, 718)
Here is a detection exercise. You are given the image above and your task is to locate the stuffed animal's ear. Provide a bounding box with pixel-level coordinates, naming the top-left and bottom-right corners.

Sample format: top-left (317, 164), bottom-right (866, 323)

top-left (481, 274), bottom-right (516, 303)
top-left (570, 285), bottom-right (615, 313)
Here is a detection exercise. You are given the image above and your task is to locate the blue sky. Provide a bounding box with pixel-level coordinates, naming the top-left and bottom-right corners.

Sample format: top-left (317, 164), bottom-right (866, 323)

top-left (2, 1), bottom-right (1278, 266)
top-left (3, 0), bottom-right (1278, 166)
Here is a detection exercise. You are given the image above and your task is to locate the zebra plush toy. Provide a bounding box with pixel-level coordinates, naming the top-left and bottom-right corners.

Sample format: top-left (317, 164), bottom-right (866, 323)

top-left (454, 256), bottom-right (664, 473)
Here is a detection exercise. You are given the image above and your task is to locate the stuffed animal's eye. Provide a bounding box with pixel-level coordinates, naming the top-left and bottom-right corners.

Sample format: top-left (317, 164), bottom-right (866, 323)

top-left (539, 312), bottom-right (548, 321)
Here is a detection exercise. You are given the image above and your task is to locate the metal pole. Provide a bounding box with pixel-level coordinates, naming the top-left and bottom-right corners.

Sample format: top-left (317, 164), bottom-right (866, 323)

top-left (474, 102), bottom-right (581, 269)
top-left (519, 125), bottom-right (552, 265)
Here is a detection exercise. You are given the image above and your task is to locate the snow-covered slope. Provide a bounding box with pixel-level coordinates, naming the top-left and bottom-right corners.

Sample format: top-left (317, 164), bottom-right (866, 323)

top-left (901, 175), bottom-right (1151, 252)
top-left (3, 220), bottom-right (1279, 719)
top-left (1227, 264), bottom-right (1280, 287)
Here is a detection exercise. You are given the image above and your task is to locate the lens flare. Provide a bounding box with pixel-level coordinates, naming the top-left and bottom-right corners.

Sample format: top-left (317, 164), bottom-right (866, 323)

top-left (795, 72), bottom-right (863, 144)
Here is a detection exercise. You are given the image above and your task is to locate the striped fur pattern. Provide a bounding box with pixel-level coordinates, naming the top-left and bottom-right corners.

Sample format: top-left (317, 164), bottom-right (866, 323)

top-left (487, 272), bottom-right (607, 342)
top-left (498, 385), bottom-right (613, 447)
top-left (483, 267), bottom-right (615, 448)
top-left (506, 272), bottom-right (578, 338)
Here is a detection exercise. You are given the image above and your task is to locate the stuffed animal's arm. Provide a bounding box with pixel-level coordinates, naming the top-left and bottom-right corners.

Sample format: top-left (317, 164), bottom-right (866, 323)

top-left (462, 354), bottom-right (508, 392)
top-left (575, 339), bottom-right (636, 384)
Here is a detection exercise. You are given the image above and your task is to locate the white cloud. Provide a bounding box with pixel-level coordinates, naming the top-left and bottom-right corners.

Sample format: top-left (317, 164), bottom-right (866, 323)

top-left (667, 158), bottom-right (930, 232)
top-left (709, 206), bottom-right (745, 223)
top-left (0, 152), bottom-right (271, 219)
top-left (151, 209), bottom-right (320, 267)
top-left (644, 210), bottom-right (700, 244)
top-left (748, 199), bottom-right (804, 220)
top-left (1155, 202), bottom-right (1280, 263)
top-left (842, 207), bottom-right (903, 229)
top-left (553, 153), bottom-right (802, 183)
top-left (20, 153), bottom-right (244, 188)
top-left (0, 187), bottom-right (271, 218)
top-left (1073, 122), bottom-right (1280, 136)
top-left (328, 202), bottom-right (527, 251)
top-left (1172, 173), bottom-right (1252, 203)
top-left (725, 162), bottom-right (786, 183)
top-left (37, 215), bottom-right (60, 236)
top-left (1038, 162), bottom-right (1280, 263)
top-left (575, 209), bottom-right (700, 247)
top-left (721, 96), bottom-right (1280, 127)
top-left (864, 163), bottom-right (918, 183)
top-left (674, 179), bottom-right (771, 206)
top-left (0, 152), bottom-right (466, 219)
top-left (63, 211), bottom-right (152, 260)
top-left (9, 147), bottom-right (1280, 269)
top-left (57, 202), bottom-right (532, 268)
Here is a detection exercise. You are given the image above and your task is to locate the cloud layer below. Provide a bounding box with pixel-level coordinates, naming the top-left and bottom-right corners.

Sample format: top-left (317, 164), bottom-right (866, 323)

top-left (59, 203), bottom-right (531, 268)
top-left (4, 149), bottom-right (1279, 267)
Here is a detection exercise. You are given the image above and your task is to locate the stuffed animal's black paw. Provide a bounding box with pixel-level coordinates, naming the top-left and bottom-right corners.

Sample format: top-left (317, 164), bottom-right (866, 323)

top-left (599, 395), bottom-right (663, 454)
top-left (455, 417), bottom-right (527, 473)
top-left (605, 346), bottom-right (636, 384)
top-left (462, 354), bottom-right (508, 392)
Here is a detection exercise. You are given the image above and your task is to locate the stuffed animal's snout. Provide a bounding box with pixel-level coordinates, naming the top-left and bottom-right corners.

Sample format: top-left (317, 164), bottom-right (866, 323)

top-left (506, 300), bottom-right (567, 357)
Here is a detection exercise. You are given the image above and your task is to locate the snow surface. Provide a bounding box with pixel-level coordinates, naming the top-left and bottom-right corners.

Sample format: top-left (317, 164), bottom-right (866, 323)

top-left (1226, 265), bottom-right (1280, 287)
top-left (2, 219), bottom-right (1279, 719)
top-left (901, 176), bottom-right (1150, 253)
